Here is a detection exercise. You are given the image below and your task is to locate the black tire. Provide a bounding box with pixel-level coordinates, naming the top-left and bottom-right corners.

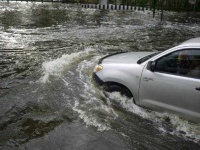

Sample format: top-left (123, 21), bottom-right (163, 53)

top-left (103, 83), bottom-right (133, 98)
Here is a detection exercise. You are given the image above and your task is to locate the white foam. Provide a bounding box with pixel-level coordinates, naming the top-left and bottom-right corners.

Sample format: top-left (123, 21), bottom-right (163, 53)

top-left (72, 99), bottom-right (111, 131)
top-left (169, 116), bottom-right (200, 143)
top-left (38, 47), bottom-right (95, 83)
top-left (107, 92), bottom-right (149, 118)
top-left (62, 78), bottom-right (69, 86)
top-left (107, 92), bottom-right (200, 143)
top-left (64, 56), bottom-right (118, 131)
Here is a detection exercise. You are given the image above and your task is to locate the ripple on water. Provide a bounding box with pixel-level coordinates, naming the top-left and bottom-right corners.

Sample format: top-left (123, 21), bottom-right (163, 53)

top-left (0, 2), bottom-right (200, 149)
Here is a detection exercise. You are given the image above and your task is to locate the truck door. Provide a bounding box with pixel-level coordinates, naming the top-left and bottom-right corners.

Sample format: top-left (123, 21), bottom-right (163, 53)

top-left (139, 49), bottom-right (200, 120)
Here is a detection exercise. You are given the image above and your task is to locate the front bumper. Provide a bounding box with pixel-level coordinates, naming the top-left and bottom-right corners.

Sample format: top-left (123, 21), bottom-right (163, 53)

top-left (92, 73), bottom-right (104, 85)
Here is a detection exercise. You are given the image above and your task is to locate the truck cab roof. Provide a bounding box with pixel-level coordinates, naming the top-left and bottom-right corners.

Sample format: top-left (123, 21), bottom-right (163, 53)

top-left (180, 37), bottom-right (200, 47)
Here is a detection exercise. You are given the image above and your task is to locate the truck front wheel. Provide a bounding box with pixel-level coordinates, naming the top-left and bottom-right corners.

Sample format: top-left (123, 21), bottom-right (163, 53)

top-left (103, 83), bottom-right (133, 98)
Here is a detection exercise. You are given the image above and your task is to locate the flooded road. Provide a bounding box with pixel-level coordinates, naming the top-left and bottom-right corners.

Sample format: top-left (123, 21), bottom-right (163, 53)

top-left (0, 2), bottom-right (200, 149)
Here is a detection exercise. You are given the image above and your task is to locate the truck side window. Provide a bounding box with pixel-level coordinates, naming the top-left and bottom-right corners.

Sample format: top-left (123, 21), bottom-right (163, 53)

top-left (155, 49), bottom-right (200, 79)
top-left (156, 51), bottom-right (179, 74)
top-left (187, 50), bottom-right (200, 79)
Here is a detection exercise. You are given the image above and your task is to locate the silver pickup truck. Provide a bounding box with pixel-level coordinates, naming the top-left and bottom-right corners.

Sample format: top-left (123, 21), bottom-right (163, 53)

top-left (93, 37), bottom-right (200, 122)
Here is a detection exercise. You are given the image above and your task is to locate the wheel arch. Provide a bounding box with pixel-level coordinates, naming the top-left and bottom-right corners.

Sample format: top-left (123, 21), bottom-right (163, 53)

top-left (103, 81), bottom-right (135, 102)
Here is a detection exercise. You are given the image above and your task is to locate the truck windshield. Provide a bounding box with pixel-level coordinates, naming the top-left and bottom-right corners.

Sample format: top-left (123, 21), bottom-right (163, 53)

top-left (137, 52), bottom-right (160, 64)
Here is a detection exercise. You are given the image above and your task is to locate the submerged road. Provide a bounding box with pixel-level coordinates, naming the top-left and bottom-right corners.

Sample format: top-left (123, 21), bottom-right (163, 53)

top-left (0, 2), bottom-right (200, 149)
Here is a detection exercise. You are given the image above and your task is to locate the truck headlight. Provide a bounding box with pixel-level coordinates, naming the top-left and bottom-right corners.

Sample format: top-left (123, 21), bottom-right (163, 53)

top-left (94, 65), bottom-right (103, 72)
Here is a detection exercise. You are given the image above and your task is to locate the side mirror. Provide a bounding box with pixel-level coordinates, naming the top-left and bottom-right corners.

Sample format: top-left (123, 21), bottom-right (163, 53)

top-left (147, 61), bottom-right (156, 72)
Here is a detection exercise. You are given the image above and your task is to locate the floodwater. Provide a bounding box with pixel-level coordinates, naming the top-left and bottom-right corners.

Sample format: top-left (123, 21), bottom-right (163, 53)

top-left (0, 2), bottom-right (200, 150)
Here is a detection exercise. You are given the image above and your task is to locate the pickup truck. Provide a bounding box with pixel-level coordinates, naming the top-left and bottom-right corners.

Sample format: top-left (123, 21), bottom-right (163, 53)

top-left (93, 37), bottom-right (200, 122)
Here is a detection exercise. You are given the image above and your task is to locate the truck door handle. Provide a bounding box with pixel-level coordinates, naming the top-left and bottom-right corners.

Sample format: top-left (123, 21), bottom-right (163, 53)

top-left (196, 87), bottom-right (200, 91)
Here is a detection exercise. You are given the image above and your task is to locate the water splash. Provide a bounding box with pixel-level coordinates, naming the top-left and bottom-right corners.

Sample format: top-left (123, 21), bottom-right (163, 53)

top-left (38, 47), bottom-right (95, 83)
top-left (107, 92), bottom-right (200, 143)
top-left (107, 92), bottom-right (149, 118)
top-left (70, 56), bottom-right (118, 131)
top-left (169, 116), bottom-right (200, 143)
top-left (72, 99), bottom-right (111, 131)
